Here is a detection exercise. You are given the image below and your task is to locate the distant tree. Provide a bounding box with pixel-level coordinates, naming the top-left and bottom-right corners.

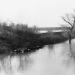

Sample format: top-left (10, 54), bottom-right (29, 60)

top-left (32, 25), bottom-right (38, 32)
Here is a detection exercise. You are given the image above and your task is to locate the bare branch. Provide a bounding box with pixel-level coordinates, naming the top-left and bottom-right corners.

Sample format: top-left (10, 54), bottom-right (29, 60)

top-left (62, 17), bottom-right (73, 27)
top-left (66, 14), bottom-right (71, 22)
top-left (72, 17), bottom-right (75, 32)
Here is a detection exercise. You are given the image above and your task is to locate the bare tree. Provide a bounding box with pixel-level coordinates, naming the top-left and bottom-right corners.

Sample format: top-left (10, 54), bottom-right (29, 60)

top-left (62, 14), bottom-right (75, 56)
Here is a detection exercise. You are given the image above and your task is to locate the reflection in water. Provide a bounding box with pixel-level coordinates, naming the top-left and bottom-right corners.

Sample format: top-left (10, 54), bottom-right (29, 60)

top-left (0, 39), bottom-right (75, 75)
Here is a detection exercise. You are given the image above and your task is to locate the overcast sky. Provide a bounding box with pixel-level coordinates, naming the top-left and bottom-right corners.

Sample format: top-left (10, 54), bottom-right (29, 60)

top-left (0, 0), bottom-right (75, 27)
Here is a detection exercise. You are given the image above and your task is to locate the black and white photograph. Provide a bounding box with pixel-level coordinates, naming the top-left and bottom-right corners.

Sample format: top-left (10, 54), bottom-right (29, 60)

top-left (0, 0), bottom-right (75, 75)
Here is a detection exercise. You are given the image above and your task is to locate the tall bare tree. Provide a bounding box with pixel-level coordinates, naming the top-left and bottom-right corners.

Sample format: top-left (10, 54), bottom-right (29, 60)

top-left (62, 14), bottom-right (75, 56)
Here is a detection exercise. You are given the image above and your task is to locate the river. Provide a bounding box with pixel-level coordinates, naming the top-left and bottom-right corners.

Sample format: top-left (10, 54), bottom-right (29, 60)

top-left (0, 39), bottom-right (75, 75)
